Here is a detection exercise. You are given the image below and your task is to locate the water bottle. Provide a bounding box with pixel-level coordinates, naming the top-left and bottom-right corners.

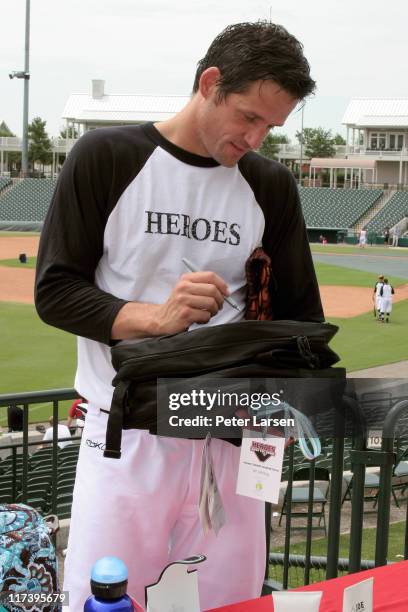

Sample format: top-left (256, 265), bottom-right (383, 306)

top-left (84, 556), bottom-right (135, 611)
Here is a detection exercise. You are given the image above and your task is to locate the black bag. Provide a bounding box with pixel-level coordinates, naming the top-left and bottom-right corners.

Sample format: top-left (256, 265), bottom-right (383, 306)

top-left (104, 320), bottom-right (345, 458)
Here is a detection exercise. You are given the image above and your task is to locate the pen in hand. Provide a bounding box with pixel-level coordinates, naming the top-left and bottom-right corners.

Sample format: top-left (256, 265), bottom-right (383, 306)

top-left (181, 257), bottom-right (241, 311)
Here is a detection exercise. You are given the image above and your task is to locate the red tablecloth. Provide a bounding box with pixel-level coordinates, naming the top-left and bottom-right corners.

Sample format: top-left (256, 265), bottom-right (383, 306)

top-left (206, 560), bottom-right (408, 611)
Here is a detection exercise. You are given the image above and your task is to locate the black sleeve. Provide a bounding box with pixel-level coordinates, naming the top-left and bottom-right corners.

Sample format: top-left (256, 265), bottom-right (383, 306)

top-left (392, 287), bottom-right (395, 294)
top-left (35, 126), bottom-right (155, 344)
top-left (239, 155), bottom-right (324, 322)
top-left (380, 287), bottom-right (383, 296)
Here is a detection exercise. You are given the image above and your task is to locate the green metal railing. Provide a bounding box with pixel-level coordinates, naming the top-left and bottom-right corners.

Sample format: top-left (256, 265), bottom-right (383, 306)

top-left (263, 394), bottom-right (408, 592)
top-left (0, 389), bottom-right (79, 514)
top-left (2, 388), bottom-right (408, 591)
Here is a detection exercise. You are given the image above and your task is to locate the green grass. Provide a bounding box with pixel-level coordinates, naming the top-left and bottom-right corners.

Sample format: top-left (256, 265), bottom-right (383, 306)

top-left (0, 256), bottom-right (37, 268)
top-left (315, 261), bottom-right (407, 288)
top-left (0, 303), bottom-right (76, 425)
top-left (270, 521), bottom-right (406, 587)
top-left (0, 246), bottom-right (406, 425)
top-left (311, 243), bottom-right (408, 258)
top-left (328, 300), bottom-right (408, 372)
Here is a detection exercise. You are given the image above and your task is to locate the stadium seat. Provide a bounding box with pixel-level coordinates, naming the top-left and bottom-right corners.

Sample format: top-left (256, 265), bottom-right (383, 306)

top-left (341, 472), bottom-right (380, 508)
top-left (55, 502), bottom-right (73, 520)
top-left (0, 483), bottom-right (14, 498)
top-left (299, 187), bottom-right (383, 229)
top-left (0, 455), bottom-right (24, 470)
top-left (366, 191), bottom-right (408, 232)
top-left (279, 466), bottom-right (330, 535)
top-left (59, 459), bottom-right (78, 471)
top-left (27, 475), bottom-right (52, 489)
top-left (59, 447), bottom-right (80, 464)
top-left (30, 446), bottom-right (53, 460)
top-left (0, 492), bottom-right (13, 504)
top-left (31, 459), bottom-right (54, 472)
top-left (55, 483), bottom-right (75, 497)
top-left (0, 178), bottom-right (57, 225)
top-left (15, 489), bottom-right (48, 512)
top-left (57, 472), bottom-right (76, 485)
top-left (0, 178), bottom-right (12, 193)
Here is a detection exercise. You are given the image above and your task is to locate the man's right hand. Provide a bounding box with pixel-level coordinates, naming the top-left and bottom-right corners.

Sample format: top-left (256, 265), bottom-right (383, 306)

top-left (153, 271), bottom-right (230, 335)
top-left (111, 271), bottom-right (231, 340)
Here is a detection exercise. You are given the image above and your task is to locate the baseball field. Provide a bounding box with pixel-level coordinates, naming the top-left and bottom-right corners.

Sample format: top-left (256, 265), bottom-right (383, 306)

top-left (0, 232), bottom-right (407, 424)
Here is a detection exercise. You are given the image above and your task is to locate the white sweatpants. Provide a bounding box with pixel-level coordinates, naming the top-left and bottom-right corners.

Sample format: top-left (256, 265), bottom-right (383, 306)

top-left (380, 298), bottom-right (392, 314)
top-left (63, 408), bottom-right (265, 611)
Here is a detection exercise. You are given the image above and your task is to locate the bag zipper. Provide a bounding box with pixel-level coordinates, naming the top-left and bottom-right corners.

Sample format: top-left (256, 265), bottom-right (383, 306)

top-left (117, 335), bottom-right (326, 370)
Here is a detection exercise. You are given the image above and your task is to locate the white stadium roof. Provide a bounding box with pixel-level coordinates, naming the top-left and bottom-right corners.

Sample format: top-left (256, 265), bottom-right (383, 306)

top-left (342, 98), bottom-right (408, 128)
top-left (62, 91), bottom-right (190, 123)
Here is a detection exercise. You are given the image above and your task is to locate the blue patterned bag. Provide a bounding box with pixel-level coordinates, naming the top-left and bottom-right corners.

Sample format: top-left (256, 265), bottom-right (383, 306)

top-left (0, 504), bottom-right (60, 612)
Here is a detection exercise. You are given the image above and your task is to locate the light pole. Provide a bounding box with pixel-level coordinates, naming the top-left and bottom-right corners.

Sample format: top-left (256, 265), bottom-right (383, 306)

top-left (298, 103), bottom-right (305, 186)
top-left (9, 0), bottom-right (30, 177)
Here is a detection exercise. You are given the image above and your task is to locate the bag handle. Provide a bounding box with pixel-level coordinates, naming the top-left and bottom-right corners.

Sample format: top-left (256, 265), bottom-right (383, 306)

top-left (104, 380), bottom-right (130, 459)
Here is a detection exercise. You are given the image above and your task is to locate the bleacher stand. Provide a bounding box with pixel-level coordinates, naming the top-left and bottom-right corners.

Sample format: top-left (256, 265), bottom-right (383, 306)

top-left (366, 191), bottom-right (408, 233)
top-left (0, 442), bottom-right (80, 517)
top-left (0, 178), bottom-right (12, 194)
top-left (299, 187), bottom-right (383, 229)
top-left (0, 178), bottom-right (57, 230)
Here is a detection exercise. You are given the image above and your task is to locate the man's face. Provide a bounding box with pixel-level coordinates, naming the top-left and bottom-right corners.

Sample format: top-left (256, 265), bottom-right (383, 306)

top-left (196, 76), bottom-right (298, 167)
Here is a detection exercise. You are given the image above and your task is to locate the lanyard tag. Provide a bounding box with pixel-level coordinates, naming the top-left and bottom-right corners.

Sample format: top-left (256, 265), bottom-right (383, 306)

top-left (236, 430), bottom-right (285, 503)
top-left (199, 434), bottom-right (226, 535)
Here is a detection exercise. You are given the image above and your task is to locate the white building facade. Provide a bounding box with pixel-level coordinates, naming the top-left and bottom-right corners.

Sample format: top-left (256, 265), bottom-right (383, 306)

top-left (0, 80), bottom-right (190, 177)
top-left (342, 98), bottom-right (408, 187)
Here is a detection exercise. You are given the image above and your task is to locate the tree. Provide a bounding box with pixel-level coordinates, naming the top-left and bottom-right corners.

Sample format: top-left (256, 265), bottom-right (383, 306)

top-left (0, 121), bottom-right (14, 137)
top-left (296, 127), bottom-right (336, 158)
top-left (259, 132), bottom-right (289, 160)
top-left (333, 133), bottom-right (346, 145)
top-left (28, 117), bottom-right (52, 170)
top-left (59, 126), bottom-right (79, 139)
top-left (0, 121), bottom-right (21, 171)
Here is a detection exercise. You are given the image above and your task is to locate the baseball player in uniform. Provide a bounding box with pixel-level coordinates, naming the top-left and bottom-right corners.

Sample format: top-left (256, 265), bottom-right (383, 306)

top-left (379, 278), bottom-right (395, 322)
top-left (373, 275), bottom-right (384, 319)
top-left (35, 22), bottom-right (323, 610)
top-left (358, 228), bottom-right (367, 248)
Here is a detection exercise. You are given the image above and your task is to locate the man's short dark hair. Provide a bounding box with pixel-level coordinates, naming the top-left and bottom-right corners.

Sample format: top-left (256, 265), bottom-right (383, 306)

top-left (193, 21), bottom-right (315, 101)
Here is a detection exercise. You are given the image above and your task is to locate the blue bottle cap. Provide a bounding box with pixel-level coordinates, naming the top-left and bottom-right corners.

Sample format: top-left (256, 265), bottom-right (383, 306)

top-left (90, 557), bottom-right (129, 600)
top-left (91, 556), bottom-right (128, 585)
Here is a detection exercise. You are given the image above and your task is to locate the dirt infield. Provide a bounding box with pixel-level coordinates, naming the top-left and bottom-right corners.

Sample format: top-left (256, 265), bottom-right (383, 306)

top-left (0, 235), bottom-right (39, 259)
top-left (320, 284), bottom-right (408, 317)
top-left (0, 267), bottom-right (35, 303)
top-left (1, 235), bottom-right (407, 316)
top-left (0, 236), bottom-right (39, 303)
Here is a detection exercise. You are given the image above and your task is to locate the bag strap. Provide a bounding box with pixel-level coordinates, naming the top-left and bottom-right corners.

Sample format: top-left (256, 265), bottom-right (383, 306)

top-left (104, 380), bottom-right (130, 459)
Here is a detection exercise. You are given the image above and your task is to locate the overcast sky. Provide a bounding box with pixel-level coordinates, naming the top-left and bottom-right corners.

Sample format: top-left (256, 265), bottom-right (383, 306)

top-left (2, 0), bottom-right (407, 141)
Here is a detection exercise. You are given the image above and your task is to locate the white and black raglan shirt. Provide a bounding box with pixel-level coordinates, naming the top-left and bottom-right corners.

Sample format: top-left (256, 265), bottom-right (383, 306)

top-left (35, 123), bottom-right (323, 411)
top-left (374, 281), bottom-right (384, 297)
top-left (380, 284), bottom-right (394, 298)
